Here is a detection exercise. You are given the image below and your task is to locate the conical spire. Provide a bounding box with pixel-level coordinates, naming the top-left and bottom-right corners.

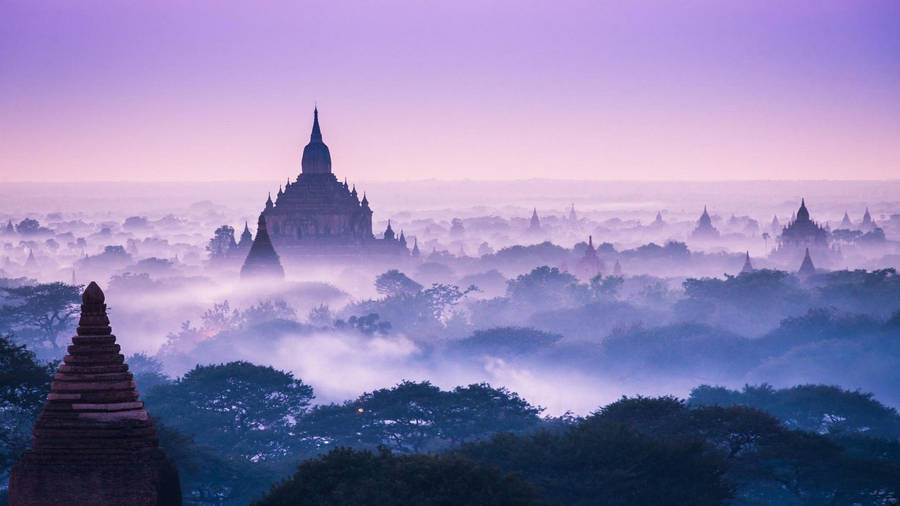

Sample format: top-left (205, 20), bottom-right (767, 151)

top-left (613, 259), bottom-right (622, 276)
top-left (798, 248), bottom-right (815, 278)
top-left (9, 282), bottom-right (182, 504)
top-left (796, 198), bottom-right (810, 222)
top-left (241, 214), bottom-right (285, 279)
top-left (741, 251), bottom-right (754, 273)
top-left (301, 107), bottom-right (332, 174)
top-left (266, 193), bottom-right (274, 210)
top-left (530, 208), bottom-right (541, 230)
top-left (411, 238), bottom-right (420, 257)
top-left (238, 221), bottom-right (253, 248)
top-left (384, 220), bottom-right (395, 241)
top-left (310, 106), bottom-right (322, 143)
top-left (840, 211), bottom-right (852, 228)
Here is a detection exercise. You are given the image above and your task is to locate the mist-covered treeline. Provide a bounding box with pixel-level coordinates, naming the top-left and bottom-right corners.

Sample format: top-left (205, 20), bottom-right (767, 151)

top-left (2, 262), bottom-right (900, 413)
top-left (2, 333), bottom-right (899, 505)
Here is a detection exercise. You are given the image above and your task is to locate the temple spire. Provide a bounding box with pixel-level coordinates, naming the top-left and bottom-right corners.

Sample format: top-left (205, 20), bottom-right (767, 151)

top-left (741, 251), bottom-right (754, 273)
top-left (9, 282), bottom-right (182, 504)
top-left (798, 248), bottom-right (816, 278)
top-left (310, 106), bottom-right (323, 142)
top-left (241, 214), bottom-right (285, 279)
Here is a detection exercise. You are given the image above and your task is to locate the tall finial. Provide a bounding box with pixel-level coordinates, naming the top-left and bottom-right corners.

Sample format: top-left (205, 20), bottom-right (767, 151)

top-left (310, 106), bottom-right (322, 143)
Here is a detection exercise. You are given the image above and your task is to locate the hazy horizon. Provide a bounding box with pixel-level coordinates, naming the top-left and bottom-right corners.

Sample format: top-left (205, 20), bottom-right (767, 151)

top-left (2, 1), bottom-right (899, 182)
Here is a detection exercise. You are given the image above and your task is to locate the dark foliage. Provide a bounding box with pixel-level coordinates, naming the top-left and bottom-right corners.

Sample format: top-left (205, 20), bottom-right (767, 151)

top-left (458, 416), bottom-right (732, 505)
top-left (0, 334), bottom-right (55, 474)
top-left (144, 361), bottom-right (314, 461)
top-left (300, 381), bottom-right (543, 453)
top-left (254, 447), bottom-right (543, 506)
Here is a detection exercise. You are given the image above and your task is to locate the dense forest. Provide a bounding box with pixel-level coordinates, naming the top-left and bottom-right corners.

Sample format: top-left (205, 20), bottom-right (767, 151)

top-left (2, 333), bottom-right (899, 504)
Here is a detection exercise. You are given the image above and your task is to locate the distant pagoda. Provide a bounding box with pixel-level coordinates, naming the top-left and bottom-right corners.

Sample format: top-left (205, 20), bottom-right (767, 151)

top-left (797, 247), bottom-right (816, 278)
top-left (259, 108), bottom-right (407, 258)
top-left (691, 206), bottom-right (720, 240)
top-left (9, 282), bottom-right (181, 505)
top-left (860, 207), bottom-right (876, 231)
top-left (576, 236), bottom-right (604, 280)
top-left (529, 208), bottom-right (541, 232)
top-left (241, 213), bottom-right (285, 279)
top-left (236, 221), bottom-right (253, 250)
top-left (740, 251), bottom-right (754, 274)
top-left (839, 211), bottom-right (853, 229)
top-left (777, 199), bottom-right (828, 250)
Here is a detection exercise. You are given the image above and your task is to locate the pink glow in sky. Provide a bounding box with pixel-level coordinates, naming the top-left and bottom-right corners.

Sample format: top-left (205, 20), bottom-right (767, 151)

top-left (1, 1), bottom-right (898, 182)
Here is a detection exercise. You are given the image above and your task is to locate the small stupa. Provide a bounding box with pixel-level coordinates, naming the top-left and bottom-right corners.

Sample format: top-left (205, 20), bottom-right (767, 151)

top-left (9, 282), bottom-right (181, 505)
top-left (236, 221), bottom-right (253, 250)
top-left (797, 248), bottom-right (816, 278)
top-left (576, 235), bottom-right (604, 280)
top-left (529, 208), bottom-right (541, 231)
top-left (839, 211), bottom-right (853, 229)
top-left (240, 213), bottom-right (285, 280)
top-left (740, 251), bottom-right (754, 274)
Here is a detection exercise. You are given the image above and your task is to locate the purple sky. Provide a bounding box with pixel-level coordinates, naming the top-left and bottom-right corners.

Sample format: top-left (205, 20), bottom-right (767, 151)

top-left (1, 1), bottom-right (898, 182)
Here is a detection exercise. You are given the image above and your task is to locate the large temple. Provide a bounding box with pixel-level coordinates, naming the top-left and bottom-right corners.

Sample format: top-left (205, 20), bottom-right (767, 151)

top-left (258, 108), bottom-right (407, 258)
top-left (777, 199), bottom-right (828, 250)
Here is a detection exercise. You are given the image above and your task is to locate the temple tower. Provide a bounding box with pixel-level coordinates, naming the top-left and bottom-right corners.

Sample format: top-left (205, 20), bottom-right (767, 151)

top-left (576, 235), bottom-right (604, 280)
top-left (241, 214), bottom-right (285, 279)
top-left (529, 208), bottom-right (541, 231)
top-left (9, 282), bottom-right (181, 505)
top-left (797, 248), bottom-right (816, 278)
top-left (691, 206), bottom-right (720, 239)
top-left (741, 251), bottom-right (754, 273)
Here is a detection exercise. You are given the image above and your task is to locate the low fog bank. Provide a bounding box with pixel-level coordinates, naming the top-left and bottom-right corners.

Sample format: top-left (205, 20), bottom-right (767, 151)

top-left (1, 179), bottom-right (899, 415)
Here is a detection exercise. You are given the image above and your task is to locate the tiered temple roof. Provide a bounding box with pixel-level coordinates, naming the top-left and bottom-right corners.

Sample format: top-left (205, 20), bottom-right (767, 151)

top-left (691, 206), bottom-right (720, 239)
top-left (778, 199), bottom-right (828, 249)
top-left (9, 282), bottom-right (181, 505)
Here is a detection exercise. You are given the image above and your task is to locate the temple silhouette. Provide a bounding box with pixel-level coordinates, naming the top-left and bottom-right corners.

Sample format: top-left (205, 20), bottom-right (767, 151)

top-left (691, 206), bottom-right (720, 240)
top-left (9, 282), bottom-right (181, 505)
top-left (257, 108), bottom-right (408, 259)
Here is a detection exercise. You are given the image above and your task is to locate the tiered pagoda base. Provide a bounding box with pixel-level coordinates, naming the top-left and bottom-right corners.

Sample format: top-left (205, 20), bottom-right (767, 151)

top-left (9, 282), bottom-right (181, 506)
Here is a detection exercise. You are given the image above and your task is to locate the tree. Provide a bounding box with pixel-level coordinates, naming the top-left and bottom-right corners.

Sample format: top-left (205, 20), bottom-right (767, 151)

top-left (300, 381), bottom-right (542, 453)
top-left (441, 383), bottom-right (542, 445)
top-left (458, 420), bottom-right (731, 505)
top-left (451, 327), bottom-right (561, 358)
top-left (0, 334), bottom-right (55, 476)
top-left (127, 353), bottom-right (171, 393)
top-left (689, 383), bottom-right (900, 440)
top-left (0, 282), bottom-right (81, 353)
top-left (15, 218), bottom-right (40, 235)
top-left (506, 266), bottom-right (582, 309)
top-left (143, 362), bottom-right (314, 461)
top-left (253, 447), bottom-right (542, 506)
top-left (207, 225), bottom-right (237, 260)
top-left (589, 274), bottom-right (623, 300)
top-left (375, 270), bottom-right (422, 297)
